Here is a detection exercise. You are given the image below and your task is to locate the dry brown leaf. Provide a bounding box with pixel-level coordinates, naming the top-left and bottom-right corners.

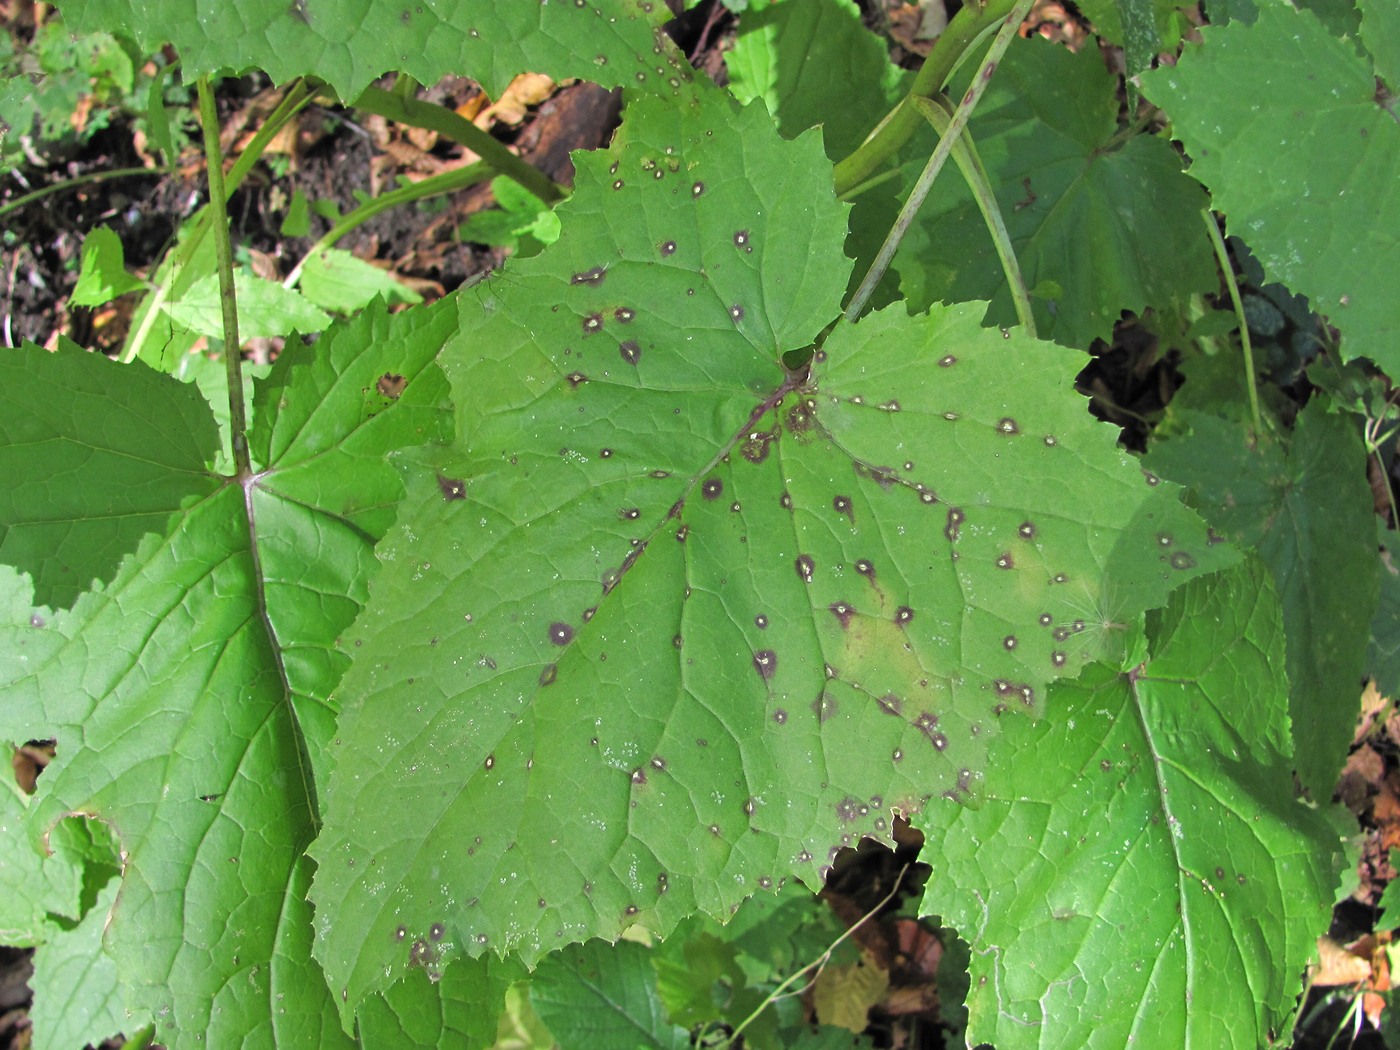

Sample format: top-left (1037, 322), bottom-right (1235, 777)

top-left (1315, 936), bottom-right (1373, 986)
top-left (476, 73), bottom-right (556, 128)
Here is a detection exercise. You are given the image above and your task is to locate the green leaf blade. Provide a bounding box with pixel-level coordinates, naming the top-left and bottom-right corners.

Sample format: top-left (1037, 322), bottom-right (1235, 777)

top-left (922, 560), bottom-right (1339, 1049)
top-left (1142, 3), bottom-right (1400, 371)
top-left (56, 0), bottom-right (692, 101)
top-left (311, 89), bottom-right (1232, 1018)
top-left (0, 341), bottom-right (222, 609)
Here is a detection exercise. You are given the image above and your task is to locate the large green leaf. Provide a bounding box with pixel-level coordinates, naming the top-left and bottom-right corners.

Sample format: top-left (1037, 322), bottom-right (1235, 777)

top-left (725, 0), bottom-right (908, 162)
top-left (896, 36), bottom-right (1217, 348)
top-left (53, 0), bottom-right (694, 100)
top-left (0, 340), bottom-right (222, 609)
top-left (0, 301), bottom-right (455, 1049)
top-left (28, 879), bottom-right (126, 1050)
top-left (309, 86), bottom-right (1233, 1015)
top-left (1142, 1), bottom-right (1400, 372)
top-left (531, 939), bottom-right (690, 1050)
top-left (1144, 401), bottom-right (1378, 800)
top-left (921, 559), bottom-right (1339, 1049)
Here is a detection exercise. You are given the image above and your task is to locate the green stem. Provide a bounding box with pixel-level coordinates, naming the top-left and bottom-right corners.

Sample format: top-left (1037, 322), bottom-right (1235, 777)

top-left (845, 0), bottom-right (1033, 323)
top-left (722, 865), bottom-right (910, 1049)
top-left (833, 0), bottom-right (1017, 197)
top-left (282, 161), bottom-right (496, 289)
top-left (912, 94), bottom-right (1035, 335)
top-left (1201, 210), bottom-right (1262, 435)
top-left (197, 76), bottom-right (250, 477)
top-left (0, 166), bottom-right (174, 223)
top-left (122, 78), bottom-right (320, 364)
top-left (352, 85), bottom-right (566, 205)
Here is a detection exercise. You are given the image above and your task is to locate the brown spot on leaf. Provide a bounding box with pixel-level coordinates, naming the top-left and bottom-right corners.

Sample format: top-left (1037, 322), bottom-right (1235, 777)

top-left (377, 373), bottom-right (406, 398)
top-left (619, 340), bottom-right (641, 365)
top-left (571, 266), bottom-right (607, 285)
top-left (753, 649), bottom-right (777, 680)
top-left (702, 477), bottom-right (723, 500)
top-left (795, 555), bottom-right (815, 583)
top-left (437, 475), bottom-right (466, 501)
top-left (829, 602), bottom-right (855, 629)
top-left (833, 495), bottom-right (854, 521)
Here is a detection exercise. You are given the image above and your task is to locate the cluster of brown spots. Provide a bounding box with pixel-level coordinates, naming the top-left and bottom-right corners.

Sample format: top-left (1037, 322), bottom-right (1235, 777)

top-left (784, 402), bottom-right (815, 437)
top-left (836, 797), bottom-right (862, 822)
top-left (408, 938), bottom-right (438, 970)
top-left (915, 711), bottom-right (947, 750)
top-left (571, 267), bottom-right (607, 285)
top-left (916, 484), bottom-right (936, 504)
top-left (854, 461), bottom-right (897, 489)
top-left (945, 507), bottom-right (964, 541)
top-left (437, 475), bottom-right (466, 501)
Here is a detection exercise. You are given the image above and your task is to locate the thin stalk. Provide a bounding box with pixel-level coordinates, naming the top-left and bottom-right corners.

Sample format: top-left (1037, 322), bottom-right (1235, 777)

top-left (122, 78), bottom-right (320, 363)
top-left (0, 166), bottom-right (174, 223)
top-left (352, 85), bottom-right (566, 205)
top-left (845, 0), bottom-right (1033, 323)
top-left (833, 0), bottom-right (1017, 197)
top-left (1201, 210), bottom-right (1262, 435)
top-left (196, 77), bottom-right (250, 477)
top-left (282, 161), bottom-right (496, 289)
top-left (912, 94), bottom-right (1035, 335)
top-left (722, 864), bottom-right (910, 1049)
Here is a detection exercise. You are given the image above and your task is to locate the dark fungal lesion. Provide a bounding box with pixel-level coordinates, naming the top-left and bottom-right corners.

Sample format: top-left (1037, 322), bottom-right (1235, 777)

top-left (436, 475), bottom-right (467, 500)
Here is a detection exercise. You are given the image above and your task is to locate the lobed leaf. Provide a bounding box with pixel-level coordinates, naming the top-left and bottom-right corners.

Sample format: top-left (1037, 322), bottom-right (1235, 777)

top-left (0, 301), bottom-right (455, 1049)
top-left (895, 36), bottom-right (1217, 347)
top-left (921, 559), bottom-right (1340, 1049)
top-left (53, 0), bottom-right (694, 101)
top-left (0, 340), bottom-right (222, 609)
top-left (309, 86), bottom-right (1233, 1014)
top-left (1142, 1), bottom-right (1400, 372)
top-left (1144, 402), bottom-right (1379, 801)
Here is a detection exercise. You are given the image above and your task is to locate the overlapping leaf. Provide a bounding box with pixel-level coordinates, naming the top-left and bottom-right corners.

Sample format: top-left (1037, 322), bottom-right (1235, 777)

top-left (921, 560), bottom-right (1339, 1049)
top-left (896, 36), bottom-right (1217, 347)
top-left (0, 301), bottom-right (455, 1049)
top-left (53, 0), bottom-right (692, 100)
top-left (1145, 401), bottom-right (1379, 800)
top-left (0, 339), bottom-right (222, 609)
top-left (310, 86), bottom-right (1232, 1014)
top-left (1142, 0), bottom-right (1400, 372)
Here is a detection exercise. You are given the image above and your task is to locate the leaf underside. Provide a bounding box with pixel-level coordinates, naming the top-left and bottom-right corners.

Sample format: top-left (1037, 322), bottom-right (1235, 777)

top-left (309, 86), bottom-right (1233, 1016)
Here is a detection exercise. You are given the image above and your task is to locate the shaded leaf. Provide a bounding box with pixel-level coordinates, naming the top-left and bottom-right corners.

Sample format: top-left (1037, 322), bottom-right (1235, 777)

top-left (0, 301), bottom-right (455, 1049)
top-left (897, 36), bottom-right (1216, 347)
top-left (164, 271), bottom-right (331, 341)
top-left (531, 939), bottom-right (690, 1050)
top-left (1142, 2), bottom-right (1400, 371)
top-left (1144, 401), bottom-right (1379, 799)
top-left (921, 559), bottom-right (1340, 1049)
top-left (0, 340), bottom-right (222, 609)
